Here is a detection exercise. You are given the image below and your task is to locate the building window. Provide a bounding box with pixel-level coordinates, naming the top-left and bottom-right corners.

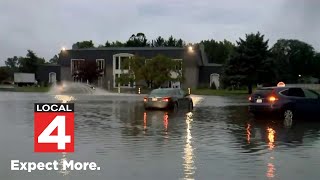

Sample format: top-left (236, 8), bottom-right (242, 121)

top-left (113, 53), bottom-right (134, 88)
top-left (71, 59), bottom-right (85, 74)
top-left (173, 59), bottom-right (183, 71)
top-left (120, 74), bottom-right (132, 87)
top-left (115, 74), bottom-right (119, 87)
top-left (120, 57), bottom-right (127, 69)
top-left (115, 57), bottom-right (120, 70)
top-left (175, 62), bottom-right (182, 71)
top-left (96, 59), bottom-right (105, 74)
top-left (48, 72), bottom-right (57, 84)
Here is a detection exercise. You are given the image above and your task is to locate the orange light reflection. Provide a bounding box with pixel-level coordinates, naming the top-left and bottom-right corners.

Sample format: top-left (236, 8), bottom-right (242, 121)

top-left (163, 112), bottom-right (169, 132)
top-left (266, 162), bottom-right (275, 178)
top-left (246, 123), bottom-right (251, 144)
top-left (267, 127), bottom-right (275, 150)
top-left (143, 112), bottom-right (147, 131)
top-left (266, 127), bottom-right (276, 179)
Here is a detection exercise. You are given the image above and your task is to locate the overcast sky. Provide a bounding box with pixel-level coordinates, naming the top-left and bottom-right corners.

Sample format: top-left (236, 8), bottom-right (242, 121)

top-left (0, 0), bottom-right (319, 65)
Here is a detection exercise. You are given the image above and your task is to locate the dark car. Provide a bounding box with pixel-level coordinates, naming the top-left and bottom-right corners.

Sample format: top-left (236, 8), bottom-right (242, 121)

top-left (144, 88), bottom-right (193, 111)
top-left (248, 86), bottom-right (320, 125)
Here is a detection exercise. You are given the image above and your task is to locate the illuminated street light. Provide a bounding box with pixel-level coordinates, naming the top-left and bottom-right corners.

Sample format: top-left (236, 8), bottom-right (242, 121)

top-left (298, 74), bottom-right (302, 77)
top-left (188, 46), bottom-right (193, 52)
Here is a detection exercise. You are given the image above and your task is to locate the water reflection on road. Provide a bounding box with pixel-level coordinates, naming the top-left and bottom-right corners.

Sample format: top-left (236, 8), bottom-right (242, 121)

top-left (143, 110), bottom-right (196, 180)
top-left (1, 93), bottom-right (320, 180)
top-left (266, 127), bottom-right (276, 179)
top-left (55, 95), bottom-right (74, 179)
top-left (183, 112), bottom-right (195, 180)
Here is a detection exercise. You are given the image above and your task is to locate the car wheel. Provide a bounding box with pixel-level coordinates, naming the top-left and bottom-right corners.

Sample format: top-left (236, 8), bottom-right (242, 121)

top-left (283, 109), bottom-right (294, 128)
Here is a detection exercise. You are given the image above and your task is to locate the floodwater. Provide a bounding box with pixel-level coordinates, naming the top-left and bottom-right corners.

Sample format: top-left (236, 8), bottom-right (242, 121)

top-left (0, 91), bottom-right (320, 180)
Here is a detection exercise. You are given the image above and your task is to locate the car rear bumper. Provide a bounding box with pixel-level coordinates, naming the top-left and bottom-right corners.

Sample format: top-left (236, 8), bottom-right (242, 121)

top-left (248, 103), bottom-right (282, 114)
top-left (144, 101), bottom-right (171, 109)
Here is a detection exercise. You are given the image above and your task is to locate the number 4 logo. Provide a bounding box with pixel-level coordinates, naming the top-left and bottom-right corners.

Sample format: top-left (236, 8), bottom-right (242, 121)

top-left (38, 116), bottom-right (71, 150)
top-left (34, 103), bottom-right (74, 153)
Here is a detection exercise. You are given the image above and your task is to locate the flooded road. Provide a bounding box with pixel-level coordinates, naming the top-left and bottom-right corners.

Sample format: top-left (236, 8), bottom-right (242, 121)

top-left (0, 92), bottom-right (320, 180)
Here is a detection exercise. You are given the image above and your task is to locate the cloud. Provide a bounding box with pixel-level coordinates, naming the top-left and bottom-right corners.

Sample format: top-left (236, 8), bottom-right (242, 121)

top-left (262, 0), bottom-right (320, 48)
top-left (0, 0), bottom-right (319, 65)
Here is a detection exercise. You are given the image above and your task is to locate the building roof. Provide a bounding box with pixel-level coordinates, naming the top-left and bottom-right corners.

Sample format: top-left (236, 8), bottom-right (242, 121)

top-left (39, 63), bottom-right (60, 66)
top-left (66, 47), bottom-right (185, 51)
top-left (61, 45), bottom-right (223, 68)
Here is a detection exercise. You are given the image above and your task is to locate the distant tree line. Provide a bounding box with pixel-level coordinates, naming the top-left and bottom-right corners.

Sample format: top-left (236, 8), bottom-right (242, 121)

top-left (1, 31), bottom-right (320, 94)
top-left (72, 33), bottom-right (186, 49)
top-left (200, 39), bottom-right (236, 64)
top-left (221, 32), bottom-right (320, 93)
top-left (0, 50), bottom-right (47, 82)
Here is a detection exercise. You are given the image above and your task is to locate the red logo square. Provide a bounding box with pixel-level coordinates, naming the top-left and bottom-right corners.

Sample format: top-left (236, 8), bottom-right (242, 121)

top-left (34, 103), bottom-right (74, 153)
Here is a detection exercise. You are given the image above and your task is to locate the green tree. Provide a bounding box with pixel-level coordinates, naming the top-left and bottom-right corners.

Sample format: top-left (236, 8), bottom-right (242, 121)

top-left (271, 39), bottom-right (316, 83)
top-left (222, 32), bottom-right (272, 94)
top-left (111, 41), bottom-right (125, 47)
top-left (148, 55), bottom-right (182, 87)
top-left (201, 39), bottom-right (235, 64)
top-left (126, 33), bottom-right (148, 47)
top-left (0, 66), bottom-right (11, 82)
top-left (104, 41), bottom-right (125, 47)
top-left (49, 55), bottom-right (59, 64)
top-left (176, 38), bottom-right (184, 47)
top-left (116, 55), bottom-right (148, 87)
top-left (5, 56), bottom-right (19, 72)
top-left (312, 53), bottom-right (320, 79)
top-left (118, 55), bottom-right (182, 88)
top-left (4, 56), bottom-right (19, 80)
top-left (165, 35), bottom-right (177, 47)
top-left (75, 60), bottom-right (103, 84)
top-left (115, 73), bottom-right (133, 87)
top-left (221, 55), bottom-right (247, 89)
top-left (150, 36), bottom-right (185, 47)
top-left (154, 36), bottom-right (165, 47)
top-left (105, 41), bottom-right (111, 47)
top-left (73, 40), bottom-right (95, 49)
top-left (18, 50), bottom-right (46, 74)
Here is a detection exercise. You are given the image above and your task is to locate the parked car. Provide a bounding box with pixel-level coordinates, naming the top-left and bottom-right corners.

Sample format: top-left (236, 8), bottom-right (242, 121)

top-left (144, 88), bottom-right (193, 111)
top-left (248, 86), bottom-right (320, 126)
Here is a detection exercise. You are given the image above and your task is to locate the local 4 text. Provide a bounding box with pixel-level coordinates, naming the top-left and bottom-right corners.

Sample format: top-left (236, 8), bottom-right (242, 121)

top-left (34, 103), bottom-right (74, 153)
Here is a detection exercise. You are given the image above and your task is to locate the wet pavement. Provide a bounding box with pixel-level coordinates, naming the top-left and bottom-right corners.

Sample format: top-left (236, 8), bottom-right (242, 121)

top-left (0, 92), bottom-right (320, 180)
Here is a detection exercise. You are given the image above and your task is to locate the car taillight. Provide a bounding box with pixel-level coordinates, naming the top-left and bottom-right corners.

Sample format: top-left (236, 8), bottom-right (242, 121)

top-left (162, 97), bottom-right (170, 102)
top-left (144, 97), bottom-right (147, 102)
top-left (268, 95), bottom-right (278, 103)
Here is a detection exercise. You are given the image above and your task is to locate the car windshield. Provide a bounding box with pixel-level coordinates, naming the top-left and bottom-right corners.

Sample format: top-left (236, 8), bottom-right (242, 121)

top-left (149, 89), bottom-right (175, 96)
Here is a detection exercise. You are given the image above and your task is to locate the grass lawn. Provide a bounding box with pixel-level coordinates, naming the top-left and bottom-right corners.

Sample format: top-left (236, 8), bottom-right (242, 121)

top-left (110, 87), bottom-right (250, 96)
top-left (190, 89), bottom-right (250, 96)
top-left (0, 86), bottom-right (51, 93)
